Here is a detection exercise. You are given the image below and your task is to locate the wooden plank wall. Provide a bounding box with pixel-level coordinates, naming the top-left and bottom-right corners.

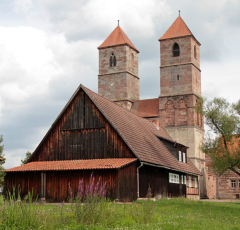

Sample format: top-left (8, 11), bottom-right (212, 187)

top-left (31, 89), bottom-right (134, 162)
top-left (4, 170), bottom-right (117, 201)
top-left (139, 166), bottom-right (169, 198)
top-left (4, 172), bottom-right (41, 199)
top-left (117, 162), bottom-right (137, 202)
top-left (139, 165), bottom-right (187, 198)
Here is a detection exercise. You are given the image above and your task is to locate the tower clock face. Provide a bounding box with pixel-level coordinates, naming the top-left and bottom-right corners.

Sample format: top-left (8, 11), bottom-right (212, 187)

top-left (109, 82), bottom-right (115, 89)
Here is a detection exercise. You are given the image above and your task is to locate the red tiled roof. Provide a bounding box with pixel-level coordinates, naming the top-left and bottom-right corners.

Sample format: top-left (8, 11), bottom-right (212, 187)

top-left (81, 86), bottom-right (200, 175)
top-left (98, 26), bottom-right (139, 53)
top-left (159, 16), bottom-right (199, 44)
top-left (131, 98), bottom-right (159, 118)
top-left (6, 158), bottom-right (138, 172)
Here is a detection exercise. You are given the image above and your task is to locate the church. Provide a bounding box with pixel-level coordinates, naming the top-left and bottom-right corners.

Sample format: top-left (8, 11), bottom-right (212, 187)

top-left (4, 16), bottom-right (205, 201)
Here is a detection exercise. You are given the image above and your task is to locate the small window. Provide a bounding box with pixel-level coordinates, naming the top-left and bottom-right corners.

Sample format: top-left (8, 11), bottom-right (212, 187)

top-left (181, 175), bottom-right (183, 184)
top-left (173, 43), bottom-right (180, 57)
top-left (178, 151), bottom-right (182, 162)
top-left (177, 75), bottom-right (179, 80)
top-left (182, 152), bottom-right (186, 163)
top-left (194, 177), bottom-right (197, 188)
top-left (188, 175), bottom-right (191, 188)
top-left (231, 180), bottom-right (236, 188)
top-left (169, 173), bottom-right (179, 184)
top-left (184, 175), bottom-right (186, 185)
top-left (194, 45), bottom-right (197, 59)
top-left (109, 52), bottom-right (116, 67)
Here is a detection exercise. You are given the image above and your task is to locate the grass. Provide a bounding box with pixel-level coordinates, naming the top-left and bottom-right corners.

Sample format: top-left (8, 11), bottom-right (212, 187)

top-left (0, 195), bottom-right (239, 229)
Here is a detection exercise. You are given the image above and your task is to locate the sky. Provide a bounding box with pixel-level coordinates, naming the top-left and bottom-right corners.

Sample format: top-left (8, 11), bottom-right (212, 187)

top-left (0, 0), bottom-right (240, 169)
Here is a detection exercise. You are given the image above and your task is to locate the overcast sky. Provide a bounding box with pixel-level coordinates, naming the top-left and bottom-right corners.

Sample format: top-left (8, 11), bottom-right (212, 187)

top-left (1, 0), bottom-right (240, 169)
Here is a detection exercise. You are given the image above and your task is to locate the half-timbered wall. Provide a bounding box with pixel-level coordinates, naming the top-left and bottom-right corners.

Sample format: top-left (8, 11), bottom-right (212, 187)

top-left (30, 89), bottom-right (134, 162)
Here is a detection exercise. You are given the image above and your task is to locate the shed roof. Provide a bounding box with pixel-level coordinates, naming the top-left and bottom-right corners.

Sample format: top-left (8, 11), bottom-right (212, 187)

top-left (98, 26), bottom-right (139, 53)
top-left (6, 158), bottom-right (138, 172)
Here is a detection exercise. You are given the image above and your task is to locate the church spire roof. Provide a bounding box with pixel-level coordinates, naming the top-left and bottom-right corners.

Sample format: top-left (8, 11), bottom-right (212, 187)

top-left (159, 16), bottom-right (199, 44)
top-left (98, 26), bottom-right (139, 53)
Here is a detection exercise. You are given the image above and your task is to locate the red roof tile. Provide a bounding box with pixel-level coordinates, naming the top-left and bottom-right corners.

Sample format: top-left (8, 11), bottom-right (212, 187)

top-left (82, 86), bottom-right (200, 175)
top-left (131, 98), bottom-right (159, 118)
top-left (159, 16), bottom-right (199, 44)
top-left (6, 158), bottom-right (137, 172)
top-left (98, 26), bottom-right (139, 53)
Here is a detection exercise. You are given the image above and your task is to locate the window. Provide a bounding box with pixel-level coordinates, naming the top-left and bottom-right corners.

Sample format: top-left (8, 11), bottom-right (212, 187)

top-left (177, 75), bottom-right (179, 80)
top-left (182, 152), bottom-right (186, 163)
top-left (188, 175), bottom-right (191, 188)
top-left (194, 177), bottom-right (197, 188)
top-left (109, 52), bottom-right (116, 67)
top-left (173, 43), bottom-right (180, 57)
top-left (181, 175), bottom-right (183, 184)
top-left (184, 176), bottom-right (186, 185)
top-left (194, 45), bottom-right (197, 59)
top-left (178, 151), bottom-right (182, 162)
top-left (169, 173), bottom-right (179, 184)
top-left (231, 180), bottom-right (236, 188)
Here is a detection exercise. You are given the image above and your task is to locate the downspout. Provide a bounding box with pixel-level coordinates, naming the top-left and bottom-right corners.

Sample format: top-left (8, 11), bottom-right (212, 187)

top-left (137, 162), bottom-right (143, 198)
top-left (198, 175), bottom-right (201, 200)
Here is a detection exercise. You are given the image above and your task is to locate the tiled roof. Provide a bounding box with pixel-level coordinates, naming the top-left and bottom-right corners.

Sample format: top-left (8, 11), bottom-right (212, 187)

top-left (82, 86), bottom-right (200, 175)
top-left (6, 158), bottom-right (138, 172)
top-left (159, 16), bottom-right (199, 44)
top-left (98, 26), bottom-right (139, 53)
top-left (131, 98), bottom-right (159, 118)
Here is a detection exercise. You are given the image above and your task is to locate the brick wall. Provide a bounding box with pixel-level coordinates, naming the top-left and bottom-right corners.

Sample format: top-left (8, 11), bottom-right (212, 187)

top-left (206, 155), bottom-right (240, 199)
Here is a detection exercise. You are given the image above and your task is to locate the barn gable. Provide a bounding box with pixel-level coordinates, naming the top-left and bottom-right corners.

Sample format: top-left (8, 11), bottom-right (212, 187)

top-left (29, 87), bottom-right (135, 162)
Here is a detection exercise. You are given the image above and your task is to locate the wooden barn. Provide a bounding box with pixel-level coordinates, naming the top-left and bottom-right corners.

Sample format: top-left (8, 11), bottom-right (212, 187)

top-left (4, 85), bottom-right (200, 202)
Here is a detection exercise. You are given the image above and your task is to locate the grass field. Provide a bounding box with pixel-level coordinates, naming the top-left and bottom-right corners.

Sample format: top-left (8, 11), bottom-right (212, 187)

top-left (0, 195), bottom-right (239, 230)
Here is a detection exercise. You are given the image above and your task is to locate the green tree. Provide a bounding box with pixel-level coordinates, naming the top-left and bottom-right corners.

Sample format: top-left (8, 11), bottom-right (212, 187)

top-left (0, 135), bottom-right (5, 184)
top-left (21, 151), bottom-right (32, 165)
top-left (0, 135), bottom-right (5, 165)
top-left (196, 98), bottom-right (240, 176)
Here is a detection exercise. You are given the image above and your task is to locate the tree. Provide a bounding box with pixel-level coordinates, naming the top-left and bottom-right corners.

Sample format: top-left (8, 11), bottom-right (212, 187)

top-left (196, 98), bottom-right (240, 176)
top-left (0, 135), bottom-right (5, 184)
top-left (0, 135), bottom-right (5, 165)
top-left (21, 151), bottom-right (32, 165)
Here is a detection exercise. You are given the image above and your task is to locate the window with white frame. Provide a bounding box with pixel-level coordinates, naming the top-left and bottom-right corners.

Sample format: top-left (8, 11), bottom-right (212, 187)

top-left (178, 151), bottom-right (182, 162)
top-left (188, 175), bottom-right (191, 188)
top-left (184, 175), bottom-right (186, 185)
top-left (231, 180), bottom-right (236, 188)
top-left (194, 177), bottom-right (197, 188)
top-left (181, 175), bottom-right (183, 184)
top-left (182, 152), bottom-right (186, 163)
top-left (169, 173), bottom-right (179, 184)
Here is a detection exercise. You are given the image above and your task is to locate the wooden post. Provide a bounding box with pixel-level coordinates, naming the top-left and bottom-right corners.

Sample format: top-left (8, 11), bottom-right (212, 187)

top-left (41, 172), bottom-right (46, 198)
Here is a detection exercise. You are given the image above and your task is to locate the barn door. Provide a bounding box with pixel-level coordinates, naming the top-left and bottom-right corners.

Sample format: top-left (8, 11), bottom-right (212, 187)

top-left (41, 172), bottom-right (46, 198)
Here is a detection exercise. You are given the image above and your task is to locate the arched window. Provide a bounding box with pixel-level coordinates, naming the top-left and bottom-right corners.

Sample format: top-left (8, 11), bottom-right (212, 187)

top-left (109, 52), bottom-right (116, 67)
top-left (194, 45), bottom-right (197, 59)
top-left (173, 43), bottom-right (180, 57)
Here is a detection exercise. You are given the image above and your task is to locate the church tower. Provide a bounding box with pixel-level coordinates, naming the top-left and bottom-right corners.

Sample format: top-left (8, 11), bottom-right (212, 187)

top-left (98, 25), bottom-right (139, 110)
top-left (158, 16), bottom-right (206, 196)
